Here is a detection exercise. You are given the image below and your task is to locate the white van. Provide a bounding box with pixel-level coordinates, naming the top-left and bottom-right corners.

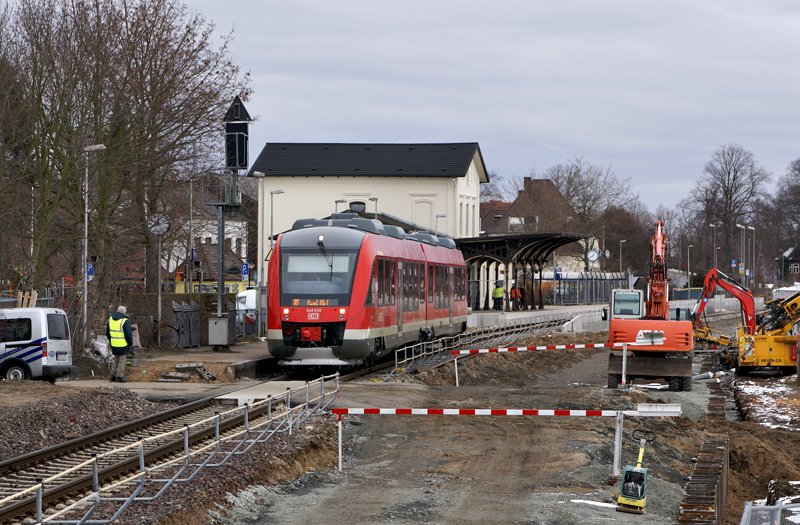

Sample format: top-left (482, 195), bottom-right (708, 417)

top-left (0, 308), bottom-right (72, 381)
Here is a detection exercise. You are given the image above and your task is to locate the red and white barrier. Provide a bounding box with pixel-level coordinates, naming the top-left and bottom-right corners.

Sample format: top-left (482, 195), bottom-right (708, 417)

top-left (450, 342), bottom-right (623, 357)
top-left (331, 407), bottom-right (619, 416)
top-left (449, 342), bottom-right (625, 387)
top-left (331, 403), bottom-right (681, 474)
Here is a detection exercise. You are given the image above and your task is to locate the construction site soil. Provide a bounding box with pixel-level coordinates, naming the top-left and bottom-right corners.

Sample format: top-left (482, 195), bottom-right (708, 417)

top-left (2, 329), bottom-right (799, 524)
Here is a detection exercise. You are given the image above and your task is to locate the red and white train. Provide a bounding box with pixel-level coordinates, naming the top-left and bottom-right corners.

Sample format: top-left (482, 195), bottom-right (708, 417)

top-left (266, 214), bottom-right (468, 366)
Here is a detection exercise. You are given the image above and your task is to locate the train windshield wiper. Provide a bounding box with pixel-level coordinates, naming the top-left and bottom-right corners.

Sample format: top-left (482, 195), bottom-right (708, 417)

top-left (317, 235), bottom-right (334, 281)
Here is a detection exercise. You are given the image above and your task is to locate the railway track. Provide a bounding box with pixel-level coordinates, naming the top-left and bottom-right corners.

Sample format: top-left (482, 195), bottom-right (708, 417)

top-left (0, 376), bottom-right (338, 524)
top-left (0, 313), bottom-right (590, 523)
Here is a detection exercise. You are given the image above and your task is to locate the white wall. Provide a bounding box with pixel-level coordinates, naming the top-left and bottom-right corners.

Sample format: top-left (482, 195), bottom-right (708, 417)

top-left (254, 158), bottom-right (483, 284)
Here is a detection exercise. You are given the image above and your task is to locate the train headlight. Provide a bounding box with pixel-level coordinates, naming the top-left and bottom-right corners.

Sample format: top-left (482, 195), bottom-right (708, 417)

top-left (339, 307), bottom-right (346, 320)
top-left (283, 307), bottom-right (289, 320)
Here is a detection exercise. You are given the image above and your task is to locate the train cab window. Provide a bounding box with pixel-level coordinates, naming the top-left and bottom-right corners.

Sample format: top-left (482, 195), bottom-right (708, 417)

top-left (279, 250), bottom-right (357, 306)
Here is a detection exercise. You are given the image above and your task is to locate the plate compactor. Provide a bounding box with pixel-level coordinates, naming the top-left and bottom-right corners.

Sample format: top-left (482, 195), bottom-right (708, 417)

top-left (616, 429), bottom-right (656, 514)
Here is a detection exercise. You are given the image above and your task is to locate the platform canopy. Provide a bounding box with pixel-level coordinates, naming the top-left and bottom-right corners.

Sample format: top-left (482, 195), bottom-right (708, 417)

top-left (455, 232), bottom-right (586, 267)
top-left (456, 232), bottom-right (587, 310)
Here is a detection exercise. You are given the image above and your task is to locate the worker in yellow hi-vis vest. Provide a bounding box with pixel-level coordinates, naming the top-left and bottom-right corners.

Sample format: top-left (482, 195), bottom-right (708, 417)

top-left (492, 283), bottom-right (505, 311)
top-left (106, 305), bottom-right (133, 383)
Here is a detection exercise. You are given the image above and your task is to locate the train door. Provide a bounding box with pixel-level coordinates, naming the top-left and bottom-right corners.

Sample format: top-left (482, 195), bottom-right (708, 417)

top-left (397, 260), bottom-right (403, 335)
top-left (448, 266), bottom-right (454, 325)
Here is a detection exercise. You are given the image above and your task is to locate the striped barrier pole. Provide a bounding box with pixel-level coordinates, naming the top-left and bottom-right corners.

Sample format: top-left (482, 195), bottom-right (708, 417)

top-left (450, 343), bottom-right (624, 387)
top-left (331, 404), bottom-right (681, 475)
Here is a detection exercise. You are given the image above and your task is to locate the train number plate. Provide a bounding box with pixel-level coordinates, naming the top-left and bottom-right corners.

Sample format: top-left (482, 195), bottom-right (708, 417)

top-left (307, 312), bottom-right (320, 320)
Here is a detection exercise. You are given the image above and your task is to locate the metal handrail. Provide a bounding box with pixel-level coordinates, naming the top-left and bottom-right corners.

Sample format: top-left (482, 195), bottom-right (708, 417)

top-left (2, 374), bottom-right (340, 524)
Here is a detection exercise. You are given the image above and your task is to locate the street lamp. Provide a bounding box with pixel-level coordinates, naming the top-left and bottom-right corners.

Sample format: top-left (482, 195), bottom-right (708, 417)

top-left (709, 223), bottom-right (718, 268)
top-left (334, 199), bottom-right (347, 213)
top-left (368, 196), bottom-right (378, 219)
top-left (748, 225), bottom-right (756, 290)
top-left (687, 244), bottom-right (694, 289)
top-left (252, 171), bottom-right (266, 337)
top-left (435, 213), bottom-right (446, 235)
top-left (82, 143), bottom-right (105, 346)
top-left (736, 224), bottom-right (745, 283)
top-left (619, 239), bottom-right (627, 273)
top-left (270, 189), bottom-right (285, 254)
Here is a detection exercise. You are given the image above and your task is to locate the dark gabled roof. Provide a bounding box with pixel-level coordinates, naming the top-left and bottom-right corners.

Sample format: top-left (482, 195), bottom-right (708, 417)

top-left (246, 142), bottom-right (487, 180)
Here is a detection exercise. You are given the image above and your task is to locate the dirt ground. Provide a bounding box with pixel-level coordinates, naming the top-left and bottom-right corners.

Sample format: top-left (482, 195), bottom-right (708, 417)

top-left (5, 328), bottom-right (800, 524)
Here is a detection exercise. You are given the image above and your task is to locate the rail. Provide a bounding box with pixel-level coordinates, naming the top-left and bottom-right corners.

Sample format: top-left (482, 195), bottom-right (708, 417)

top-left (0, 374), bottom-right (340, 524)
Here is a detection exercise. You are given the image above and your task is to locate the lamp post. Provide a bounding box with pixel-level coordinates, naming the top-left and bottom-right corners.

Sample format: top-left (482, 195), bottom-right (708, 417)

top-left (435, 213), bottom-right (446, 235)
top-left (368, 196), bottom-right (378, 219)
top-left (252, 171), bottom-right (266, 337)
top-left (687, 244), bottom-right (694, 289)
top-left (334, 199), bottom-right (346, 213)
top-left (736, 223), bottom-right (745, 283)
top-left (619, 239), bottom-right (626, 273)
top-left (82, 143), bottom-right (105, 346)
top-left (748, 225), bottom-right (756, 290)
top-left (709, 223), bottom-right (718, 268)
top-left (270, 189), bottom-right (285, 255)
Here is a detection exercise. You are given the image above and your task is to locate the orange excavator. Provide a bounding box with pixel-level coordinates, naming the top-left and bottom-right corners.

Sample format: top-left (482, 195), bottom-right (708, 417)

top-left (606, 221), bottom-right (694, 391)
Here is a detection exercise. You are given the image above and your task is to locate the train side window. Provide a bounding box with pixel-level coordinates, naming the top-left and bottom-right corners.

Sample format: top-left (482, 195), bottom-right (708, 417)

top-left (365, 260), bottom-right (376, 306)
top-left (389, 259), bottom-right (396, 306)
top-left (402, 263), bottom-right (408, 312)
top-left (377, 259), bottom-right (385, 307)
top-left (420, 263), bottom-right (427, 304)
top-left (428, 264), bottom-right (434, 304)
top-left (412, 264), bottom-right (419, 311)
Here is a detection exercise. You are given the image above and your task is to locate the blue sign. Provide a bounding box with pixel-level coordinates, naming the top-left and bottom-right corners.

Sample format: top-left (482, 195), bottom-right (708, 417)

top-left (87, 262), bottom-right (94, 282)
top-left (242, 262), bottom-right (249, 275)
top-left (731, 259), bottom-right (737, 268)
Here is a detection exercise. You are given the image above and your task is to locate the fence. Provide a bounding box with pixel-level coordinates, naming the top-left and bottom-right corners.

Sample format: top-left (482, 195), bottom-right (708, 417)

top-left (544, 272), bottom-right (628, 305)
top-left (392, 313), bottom-right (577, 374)
top-left (739, 502), bottom-right (800, 524)
top-left (1, 375), bottom-right (339, 524)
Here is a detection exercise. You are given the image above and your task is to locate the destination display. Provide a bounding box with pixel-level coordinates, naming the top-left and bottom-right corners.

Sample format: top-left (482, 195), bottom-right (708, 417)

top-left (291, 298), bottom-right (338, 306)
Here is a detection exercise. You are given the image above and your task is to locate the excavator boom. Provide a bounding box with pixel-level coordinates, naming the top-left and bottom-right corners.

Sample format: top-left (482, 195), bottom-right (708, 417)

top-left (690, 268), bottom-right (755, 335)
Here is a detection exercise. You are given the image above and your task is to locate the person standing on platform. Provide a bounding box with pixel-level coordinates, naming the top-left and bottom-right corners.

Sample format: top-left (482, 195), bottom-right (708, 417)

top-left (492, 282), bottom-right (505, 310)
top-left (107, 305), bottom-right (133, 383)
top-left (509, 286), bottom-right (521, 311)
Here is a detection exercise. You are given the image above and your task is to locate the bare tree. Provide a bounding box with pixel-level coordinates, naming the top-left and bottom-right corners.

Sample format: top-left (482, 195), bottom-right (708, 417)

top-left (687, 144), bottom-right (770, 278)
top-left (1, 0), bottom-right (251, 333)
top-left (546, 156), bottom-right (636, 269)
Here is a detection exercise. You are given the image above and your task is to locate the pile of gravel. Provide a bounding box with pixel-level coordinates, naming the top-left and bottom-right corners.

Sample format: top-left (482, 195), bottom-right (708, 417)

top-left (0, 387), bottom-right (175, 461)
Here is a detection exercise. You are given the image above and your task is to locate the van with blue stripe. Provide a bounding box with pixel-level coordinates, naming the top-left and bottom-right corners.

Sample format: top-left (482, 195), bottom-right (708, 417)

top-left (0, 308), bottom-right (72, 381)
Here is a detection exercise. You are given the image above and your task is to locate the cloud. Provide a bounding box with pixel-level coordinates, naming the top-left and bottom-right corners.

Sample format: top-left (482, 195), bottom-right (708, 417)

top-left (191, 0), bottom-right (800, 209)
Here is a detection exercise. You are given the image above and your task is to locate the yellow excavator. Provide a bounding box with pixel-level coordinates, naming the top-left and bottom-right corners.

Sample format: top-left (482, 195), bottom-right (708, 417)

top-left (739, 292), bottom-right (800, 374)
top-left (692, 268), bottom-right (799, 374)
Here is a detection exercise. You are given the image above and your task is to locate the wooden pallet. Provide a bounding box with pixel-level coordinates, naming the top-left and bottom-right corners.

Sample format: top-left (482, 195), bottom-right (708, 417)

top-left (16, 290), bottom-right (38, 308)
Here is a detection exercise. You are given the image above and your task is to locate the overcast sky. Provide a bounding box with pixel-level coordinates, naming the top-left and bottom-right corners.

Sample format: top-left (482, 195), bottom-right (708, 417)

top-left (190, 0), bottom-right (800, 211)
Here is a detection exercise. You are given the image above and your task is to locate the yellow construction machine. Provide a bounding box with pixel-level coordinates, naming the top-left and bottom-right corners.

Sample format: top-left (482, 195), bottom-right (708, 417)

top-left (692, 268), bottom-right (799, 374)
top-left (737, 292), bottom-right (800, 375)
